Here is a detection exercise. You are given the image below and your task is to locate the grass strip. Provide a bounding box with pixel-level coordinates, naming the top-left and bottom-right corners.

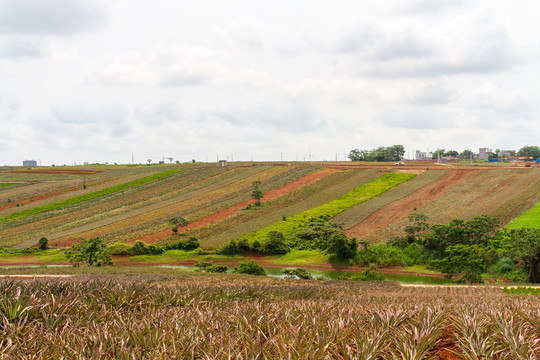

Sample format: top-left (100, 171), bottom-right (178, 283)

top-left (243, 172), bottom-right (415, 242)
top-left (0, 169), bottom-right (184, 223)
top-left (0, 183), bottom-right (18, 188)
top-left (506, 201), bottom-right (540, 229)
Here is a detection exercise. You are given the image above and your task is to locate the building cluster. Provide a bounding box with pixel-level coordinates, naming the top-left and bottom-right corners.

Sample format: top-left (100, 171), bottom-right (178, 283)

top-left (415, 148), bottom-right (521, 163)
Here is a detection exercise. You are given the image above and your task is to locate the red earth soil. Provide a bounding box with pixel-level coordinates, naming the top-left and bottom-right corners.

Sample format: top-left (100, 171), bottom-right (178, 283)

top-left (345, 169), bottom-right (482, 239)
top-left (8, 169), bottom-right (103, 175)
top-left (0, 178), bottom-right (120, 212)
top-left (128, 167), bottom-right (339, 245)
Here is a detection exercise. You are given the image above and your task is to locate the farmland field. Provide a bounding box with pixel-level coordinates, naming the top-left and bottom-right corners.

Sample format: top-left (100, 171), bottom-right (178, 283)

top-left (0, 163), bottom-right (539, 253)
top-left (0, 272), bottom-right (538, 359)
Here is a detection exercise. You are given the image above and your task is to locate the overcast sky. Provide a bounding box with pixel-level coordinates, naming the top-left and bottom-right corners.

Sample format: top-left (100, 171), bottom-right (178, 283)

top-left (1, 0), bottom-right (539, 165)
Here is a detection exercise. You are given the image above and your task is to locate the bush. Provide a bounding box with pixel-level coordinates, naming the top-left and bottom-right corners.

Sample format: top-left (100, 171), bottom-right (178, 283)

top-left (207, 265), bottom-right (228, 273)
top-left (108, 243), bottom-right (133, 256)
top-left (283, 268), bottom-right (312, 280)
top-left (165, 236), bottom-right (200, 251)
top-left (263, 231), bottom-right (289, 255)
top-left (235, 260), bottom-right (266, 276)
top-left (131, 241), bottom-right (164, 255)
top-left (345, 266), bottom-right (384, 281)
top-left (220, 239), bottom-right (239, 255)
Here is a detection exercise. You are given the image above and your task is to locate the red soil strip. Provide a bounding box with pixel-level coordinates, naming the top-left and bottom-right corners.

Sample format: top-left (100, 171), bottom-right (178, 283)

top-left (128, 167), bottom-right (339, 245)
top-left (8, 169), bottom-right (103, 175)
top-left (0, 178), bottom-right (120, 212)
top-left (345, 169), bottom-right (482, 239)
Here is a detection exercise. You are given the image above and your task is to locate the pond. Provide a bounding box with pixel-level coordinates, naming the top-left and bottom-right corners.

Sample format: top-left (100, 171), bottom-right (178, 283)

top-left (158, 265), bottom-right (455, 285)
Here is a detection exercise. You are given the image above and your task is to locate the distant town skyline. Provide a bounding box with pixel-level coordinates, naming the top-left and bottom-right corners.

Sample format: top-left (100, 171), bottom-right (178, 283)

top-left (1, 1), bottom-right (540, 165)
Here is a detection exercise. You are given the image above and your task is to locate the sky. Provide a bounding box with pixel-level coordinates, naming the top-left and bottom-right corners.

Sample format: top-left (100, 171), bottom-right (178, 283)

top-left (1, 0), bottom-right (539, 165)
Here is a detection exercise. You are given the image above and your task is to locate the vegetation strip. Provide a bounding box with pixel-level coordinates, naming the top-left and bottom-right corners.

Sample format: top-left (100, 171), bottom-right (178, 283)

top-left (243, 172), bottom-right (415, 242)
top-left (0, 169), bottom-right (184, 223)
top-left (506, 201), bottom-right (540, 229)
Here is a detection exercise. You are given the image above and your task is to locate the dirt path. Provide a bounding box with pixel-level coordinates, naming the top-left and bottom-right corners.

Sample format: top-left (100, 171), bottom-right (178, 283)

top-left (129, 167), bottom-right (339, 245)
top-left (345, 169), bottom-right (482, 239)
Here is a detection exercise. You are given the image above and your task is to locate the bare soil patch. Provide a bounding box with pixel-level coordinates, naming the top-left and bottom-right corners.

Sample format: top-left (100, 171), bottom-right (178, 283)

top-left (345, 169), bottom-right (481, 239)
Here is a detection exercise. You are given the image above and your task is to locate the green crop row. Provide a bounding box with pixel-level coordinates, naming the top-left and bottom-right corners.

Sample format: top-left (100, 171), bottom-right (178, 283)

top-left (0, 169), bottom-right (184, 223)
top-left (504, 286), bottom-right (540, 295)
top-left (0, 183), bottom-right (18, 188)
top-left (506, 201), bottom-right (540, 229)
top-left (243, 172), bottom-right (416, 242)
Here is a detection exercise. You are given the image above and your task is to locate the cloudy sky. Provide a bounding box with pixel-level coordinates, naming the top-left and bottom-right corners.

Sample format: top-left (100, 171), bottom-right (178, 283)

top-left (1, 0), bottom-right (539, 165)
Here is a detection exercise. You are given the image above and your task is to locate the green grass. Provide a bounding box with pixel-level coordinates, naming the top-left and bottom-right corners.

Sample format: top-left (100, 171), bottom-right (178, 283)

top-left (269, 249), bottom-right (328, 265)
top-left (126, 250), bottom-right (244, 263)
top-left (506, 201), bottom-right (540, 229)
top-left (0, 183), bottom-right (18, 188)
top-left (243, 173), bottom-right (416, 242)
top-left (0, 169), bottom-right (184, 223)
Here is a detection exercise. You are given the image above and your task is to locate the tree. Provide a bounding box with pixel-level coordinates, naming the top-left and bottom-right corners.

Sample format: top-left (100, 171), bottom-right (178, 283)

top-left (518, 145), bottom-right (540, 158)
top-left (327, 233), bottom-right (358, 260)
top-left (38, 237), bottom-right (48, 250)
top-left (65, 237), bottom-right (113, 267)
top-left (348, 145), bottom-right (404, 162)
top-left (444, 150), bottom-right (459, 157)
top-left (263, 231), bottom-right (289, 255)
top-left (348, 149), bottom-right (365, 161)
top-left (251, 180), bottom-right (264, 205)
top-left (432, 149), bottom-right (445, 160)
top-left (424, 215), bottom-right (499, 283)
top-left (503, 228), bottom-right (540, 283)
top-left (458, 150), bottom-right (473, 160)
top-left (169, 216), bottom-right (189, 234)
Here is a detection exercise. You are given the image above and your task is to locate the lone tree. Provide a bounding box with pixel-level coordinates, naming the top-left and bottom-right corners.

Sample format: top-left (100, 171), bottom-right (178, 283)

top-left (169, 216), bottom-right (189, 234)
top-left (503, 228), bottom-right (540, 283)
top-left (251, 180), bottom-right (264, 206)
top-left (38, 237), bottom-right (48, 250)
top-left (65, 237), bottom-right (113, 267)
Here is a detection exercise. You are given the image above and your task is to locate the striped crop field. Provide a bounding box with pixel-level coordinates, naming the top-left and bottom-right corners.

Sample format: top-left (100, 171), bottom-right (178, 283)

top-left (0, 163), bottom-right (538, 251)
top-left (240, 172), bottom-right (415, 244)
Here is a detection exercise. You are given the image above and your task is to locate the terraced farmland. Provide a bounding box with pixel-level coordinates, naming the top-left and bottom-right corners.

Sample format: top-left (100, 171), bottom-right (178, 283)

top-left (0, 163), bottom-right (539, 250)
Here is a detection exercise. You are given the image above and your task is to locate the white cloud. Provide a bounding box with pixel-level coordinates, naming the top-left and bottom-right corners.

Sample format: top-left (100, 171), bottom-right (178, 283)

top-left (0, 0), bottom-right (108, 35)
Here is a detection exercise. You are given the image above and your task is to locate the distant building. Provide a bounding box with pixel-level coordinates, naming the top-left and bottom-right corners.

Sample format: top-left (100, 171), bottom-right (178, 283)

top-left (415, 150), bottom-right (433, 161)
top-left (23, 160), bottom-right (37, 166)
top-left (478, 148), bottom-right (493, 160)
top-left (218, 160), bottom-right (227, 167)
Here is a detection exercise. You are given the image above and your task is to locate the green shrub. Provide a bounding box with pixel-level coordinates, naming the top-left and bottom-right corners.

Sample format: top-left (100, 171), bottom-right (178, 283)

top-left (207, 265), bottom-right (228, 273)
top-left (345, 266), bottom-right (384, 281)
top-left (283, 268), bottom-right (312, 280)
top-left (165, 236), bottom-right (200, 251)
top-left (131, 241), bottom-right (164, 255)
top-left (263, 231), bottom-right (289, 255)
top-left (108, 242), bottom-right (133, 255)
top-left (235, 260), bottom-right (266, 276)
